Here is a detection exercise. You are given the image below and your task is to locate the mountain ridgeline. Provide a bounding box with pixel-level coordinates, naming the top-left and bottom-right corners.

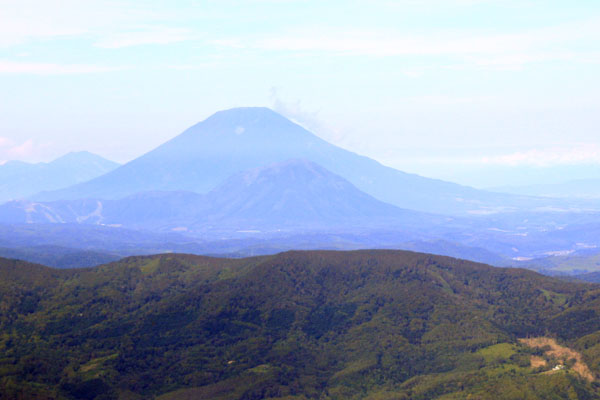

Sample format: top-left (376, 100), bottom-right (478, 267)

top-left (34, 107), bottom-right (544, 216)
top-left (2, 250), bottom-right (600, 399)
top-left (0, 151), bottom-right (119, 204)
top-left (2, 107), bottom-right (600, 269)
top-left (2, 107), bottom-right (600, 270)
top-left (0, 160), bottom-right (449, 233)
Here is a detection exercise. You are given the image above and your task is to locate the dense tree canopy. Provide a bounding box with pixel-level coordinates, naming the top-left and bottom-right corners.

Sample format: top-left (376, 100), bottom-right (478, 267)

top-left (1, 250), bottom-right (600, 399)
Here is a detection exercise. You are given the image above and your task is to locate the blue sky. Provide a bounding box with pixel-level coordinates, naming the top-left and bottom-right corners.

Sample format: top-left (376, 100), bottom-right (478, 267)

top-left (1, 0), bottom-right (599, 187)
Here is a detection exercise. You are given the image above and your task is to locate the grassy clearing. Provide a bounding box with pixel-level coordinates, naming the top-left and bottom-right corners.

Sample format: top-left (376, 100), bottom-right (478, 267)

top-left (476, 343), bottom-right (517, 362)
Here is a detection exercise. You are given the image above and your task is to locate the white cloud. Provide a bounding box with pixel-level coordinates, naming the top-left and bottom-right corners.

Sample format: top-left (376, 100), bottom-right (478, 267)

top-left (7, 139), bottom-right (35, 158)
top-left (479, 145), bottom-right (600, 167)
top-left (0, 0), bottom-right (193, 48)
top-left (94, 27), bottom-right (194, 48)
top-left (381, 0), bottom-right (505, 6)
top-left (213, 15), bottom-right (600, 71)
top-left (269, 87), bottom-right (346, 143)
top-left (0, 137), bottom-right (47, 162)
top-left (0, 0), bottom-right (88, 46)
top-left (462, 51), bottom-right (600, 71)
top-left (0, 60), bottom-right (124, 75)
top-left (376, 144), bottom-right (600, 171)
top-left (407, 95), bottom-right (495, 106)
top-left (262, 28), bottom-right (570, 56)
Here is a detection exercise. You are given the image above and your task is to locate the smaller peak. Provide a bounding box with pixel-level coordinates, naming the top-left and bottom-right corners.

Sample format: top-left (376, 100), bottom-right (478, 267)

top-left (55, 151), bottom-right (95, 160)
top-left (52, 151), bottom-right (117, 165)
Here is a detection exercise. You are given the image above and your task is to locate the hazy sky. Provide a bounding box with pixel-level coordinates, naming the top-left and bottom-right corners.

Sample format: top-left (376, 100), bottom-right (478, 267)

top-left (1, 0), bottom-right (599, 187)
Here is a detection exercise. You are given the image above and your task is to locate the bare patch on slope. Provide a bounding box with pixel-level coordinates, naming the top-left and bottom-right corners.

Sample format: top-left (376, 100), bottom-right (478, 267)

top-left (519, 337), bottom-right (595, 382)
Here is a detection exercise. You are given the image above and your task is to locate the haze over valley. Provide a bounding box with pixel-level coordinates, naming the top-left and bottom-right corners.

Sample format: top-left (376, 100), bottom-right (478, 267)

top-left (2, 107), bottom-right (600, 276)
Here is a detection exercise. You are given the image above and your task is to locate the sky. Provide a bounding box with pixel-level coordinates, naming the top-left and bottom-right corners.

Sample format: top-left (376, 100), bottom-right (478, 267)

top-left (1, 0), bottom-right (599, 188)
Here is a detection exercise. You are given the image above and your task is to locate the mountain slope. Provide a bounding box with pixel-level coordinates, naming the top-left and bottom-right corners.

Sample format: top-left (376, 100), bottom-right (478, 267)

top-left (202, 159), bottom-right (447, 230)
top-left (36, 107), bottom-right (537, 215)
top-left (0, 151), bottom-right (119, 203)
top-left (1, 250), bottom-right (600, 399)
top-left (2, 160), bottom-right (450, 233)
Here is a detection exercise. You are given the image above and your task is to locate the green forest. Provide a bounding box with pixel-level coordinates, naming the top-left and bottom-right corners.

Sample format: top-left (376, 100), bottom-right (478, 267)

top-left (2, 250), bottom-right (600, 399)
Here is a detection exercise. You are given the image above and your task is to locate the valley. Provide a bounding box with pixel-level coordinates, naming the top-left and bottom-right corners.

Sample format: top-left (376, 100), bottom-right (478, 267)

top-left (2, 108), bottom-right (600, 273)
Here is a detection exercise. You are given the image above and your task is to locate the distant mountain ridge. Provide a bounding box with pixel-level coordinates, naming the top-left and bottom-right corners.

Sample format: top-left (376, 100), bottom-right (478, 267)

top-left (202, 159), bottom-right (445, 229)
top-left (0, 151), bottom-right (119, 203)
top-left (34, 107), bottom-right (553, 216)
top-left (0, 159), bottom-right (449, 233)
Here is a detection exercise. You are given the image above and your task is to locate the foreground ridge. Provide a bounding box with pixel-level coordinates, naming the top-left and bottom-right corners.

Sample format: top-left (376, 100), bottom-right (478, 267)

top-left (1, 249), bottom-right (600, 399)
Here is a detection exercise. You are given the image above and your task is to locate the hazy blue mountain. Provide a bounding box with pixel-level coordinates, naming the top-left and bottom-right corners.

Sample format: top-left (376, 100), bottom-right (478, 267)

top-left (572, 271), bottom-right (600, 283)
top-left (0, 245), bottom-right (121, 268)
top-left (201, 159), bottom-right (450, 230)
top-left (491, 178), bottom-right (600, 199)
top-left (395, 239), bottom-right (508, 266)
top-left (1, 159), bottom-right (450, 233)
top-left (0, 151), bottom-right (119, 203)
top-left (9, 155), bottom-right (600, 264)
top-left (34, 107), bottom-right (556, 216)
top-left (0, 223), bottom-right (200, 256)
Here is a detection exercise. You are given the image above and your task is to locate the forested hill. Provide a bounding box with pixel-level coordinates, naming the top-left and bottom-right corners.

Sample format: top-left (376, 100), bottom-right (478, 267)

top-left (2, 250), bottom-right (600, 399)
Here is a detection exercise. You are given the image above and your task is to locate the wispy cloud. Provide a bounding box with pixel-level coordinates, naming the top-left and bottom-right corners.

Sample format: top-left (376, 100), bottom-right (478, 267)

top-left (0, 137), bottom-right (46, 162)
top-left (479, 145), bottom-right (600, 167)
top-left (377, 144), bottom-right (600, 170)
top-left (0, 60), bottom-right (125, 75)
top-left (0, 0), bottom-right (88, 46)
top-left (380, 0), bottom-right (505, 6)
top-left (462, 51), bottom-right (600, 71)
top-left (0, 0), bottom-right (194, 48)
top-left (269, 88), bottom-right (346, 143)
top-left (405, 94), bottom-right (495, 106)
top-left (214, 16), bottom-right (600, 70)
top-left (94, 27), bottom-right (195, 48)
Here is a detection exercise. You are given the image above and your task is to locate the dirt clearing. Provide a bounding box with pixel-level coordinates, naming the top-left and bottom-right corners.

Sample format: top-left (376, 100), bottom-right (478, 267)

top-left (519, 337), bottom-right (595, 382)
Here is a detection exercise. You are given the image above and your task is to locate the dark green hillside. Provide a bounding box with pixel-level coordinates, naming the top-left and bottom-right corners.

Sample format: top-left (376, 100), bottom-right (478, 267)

top-left (2, 251), bottom-right (600, 399)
